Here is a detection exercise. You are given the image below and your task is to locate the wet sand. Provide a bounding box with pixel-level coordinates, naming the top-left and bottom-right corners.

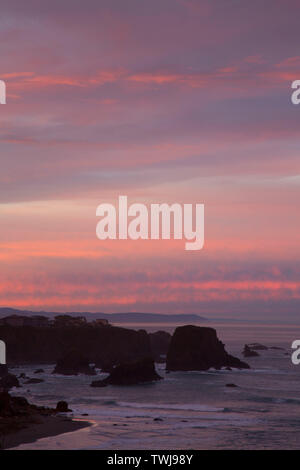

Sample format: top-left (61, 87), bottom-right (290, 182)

top-left (2, 415), bottom-right (91, 450)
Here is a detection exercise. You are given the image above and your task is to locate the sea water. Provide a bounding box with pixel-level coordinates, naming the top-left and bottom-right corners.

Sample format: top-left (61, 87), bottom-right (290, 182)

top-left (10, 321), bottom-right (300, 450)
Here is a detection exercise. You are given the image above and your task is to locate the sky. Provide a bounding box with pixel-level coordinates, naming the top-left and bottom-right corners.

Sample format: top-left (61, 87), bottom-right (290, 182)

top-left (0, 0), bottom-right (300, 321)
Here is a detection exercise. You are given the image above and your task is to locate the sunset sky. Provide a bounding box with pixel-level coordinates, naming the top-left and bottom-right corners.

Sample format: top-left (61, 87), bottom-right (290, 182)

top-left (0, 0), bottom-right (300, 320)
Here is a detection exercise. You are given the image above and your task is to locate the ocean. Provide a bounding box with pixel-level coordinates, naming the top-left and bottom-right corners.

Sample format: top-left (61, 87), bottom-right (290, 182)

top-left (9, 321), bottom-right (300, 450)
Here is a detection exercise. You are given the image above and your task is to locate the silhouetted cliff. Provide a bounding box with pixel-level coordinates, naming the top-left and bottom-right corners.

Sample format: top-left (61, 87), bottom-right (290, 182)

top-left (0, 324), bottom-right (151, 367)
top-left (166, 325), bottom-right (249, 371)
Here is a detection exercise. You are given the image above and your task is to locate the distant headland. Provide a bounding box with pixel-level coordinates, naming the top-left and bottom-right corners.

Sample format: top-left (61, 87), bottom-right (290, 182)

top-left (0, 308), bottom-right (207, 325)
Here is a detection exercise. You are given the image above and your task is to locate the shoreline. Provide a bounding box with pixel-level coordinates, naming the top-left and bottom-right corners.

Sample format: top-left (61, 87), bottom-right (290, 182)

top-left (2, 415), bottom-right (91, 450)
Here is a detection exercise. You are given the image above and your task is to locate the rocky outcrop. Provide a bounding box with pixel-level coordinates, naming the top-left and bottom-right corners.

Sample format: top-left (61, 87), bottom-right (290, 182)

top-left (52, 350), bottom-right (96, 376)
top-left (94, 328), bottom-right (152, 371)
top-left (24, 378), bottom-right (44, 384)
top-left (56, 401), bottom-right (72, 412)
top-left (90, 379), bottom-right (108, 388)
top-left (166, 325), bottom-right (250, 371)
top-left (0, 392), bottom-right (27, 418)
top-left (0, 373), bottom-right (20, 390)
top-left (0, 366), bottom-right (21, 391)
top-left (0, 324), bottom-right (152, 367)
top-left (149, 331), bottom-right (171, 363)
top-left (0, 392), bottom-right (71, 440)
top-left (243, 345), bottom-right (260, 357)
top-left (0, 392), bottom-right (56, 418)
top-left (0, 364), bottom-right (8, 378)
top-left (91, 357), bottom-right (162, 386)
top-left (18, 373), bottom-right (28, 379)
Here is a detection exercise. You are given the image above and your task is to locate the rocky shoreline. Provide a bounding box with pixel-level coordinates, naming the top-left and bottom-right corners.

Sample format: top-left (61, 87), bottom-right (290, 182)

top-left (0, 391), bottom-right (91, 450)
top-left (2, 414), bottom-right (90, 450)
top-left (0, 323), bottom-right (254, 448)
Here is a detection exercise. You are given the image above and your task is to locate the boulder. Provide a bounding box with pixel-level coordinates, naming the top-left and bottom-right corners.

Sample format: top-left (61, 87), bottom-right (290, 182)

top-left (52, 350), bottom-right (96, 376)
top-left (0, 373), bottom-right (20, 390)
top-left (243, 345), bottom-right (260, 357)
top-left (56, 401), bottom-right (72, 412)
top-left (18, 373), bottom-right (27, 379)
top-left (166, 326), bottom-right (250, 371)
top-left (90, 379), bottom-right (108, 388)
top-left (24, 378), bottom-right (44, 384)
top-left (226, 383), bottom-right (238, 388)
top-left (34, 368), bottom-right (45, 374)
top-left (91, 357), bottom-right (162, 386)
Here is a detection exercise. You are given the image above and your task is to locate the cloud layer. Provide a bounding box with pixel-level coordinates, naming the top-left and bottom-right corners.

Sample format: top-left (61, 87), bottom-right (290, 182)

top-left (1, 0), bottom-right (300, 319)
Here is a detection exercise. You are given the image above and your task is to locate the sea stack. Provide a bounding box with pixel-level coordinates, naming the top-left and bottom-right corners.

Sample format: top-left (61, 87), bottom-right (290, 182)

top-left (91, 357), bottom-right (162, 386)
top-left (243, 345), bottom-right (260, 357)
top-left (52, 350), bottom-right (96, 376)
top-left (166, 325), bottom-right (250, 371)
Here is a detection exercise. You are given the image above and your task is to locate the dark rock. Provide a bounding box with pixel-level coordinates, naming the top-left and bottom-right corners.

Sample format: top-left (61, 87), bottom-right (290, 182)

top-left (243, 345), bottom-right (260, 357)
top-left (0, 392), bottom-right (12, 416)
top-left (34, 368), bottom-right (45, 374)
top-left (94, 328), bottom-right (152, 372)
top-left (0, 392), bottom-right (32, 418)
top-left (247, 343), bottom-right (268, 351)
top-left (90, 379), bottom-right (108, 388)
top-left (0, 391), bottom-right (57, 423)
top-left (270, 346), bottom-right (285, 351)
top-left (52, 350), bottom-right (96, 376)
top-left (13, 396), bottom-right (29, 407)
top-left (0, 324), bottom-right (152, 367)
top-left (0, 373), bottom-right (20, 390)
top-left (166, 326), bottom-right (250, 371)
top-left (18, 373), bottom-right (27, 379)
top-left (93, 357), bottom-right (162, 386)
top-left (226, 383), bottom-right (238, 388)
top-left (0, 364), bottom-right (8, 378)
top-left (154, 417), bottom-right (163, 421)
top-left (24, 378), bottom-right (44, 384)
top-left (56, 401), bottom-right (72, 412)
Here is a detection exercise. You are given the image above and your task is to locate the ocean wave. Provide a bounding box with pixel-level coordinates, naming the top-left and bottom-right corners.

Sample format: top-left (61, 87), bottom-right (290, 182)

top-left (116, 401), bottom-right (224, 412)
top-left (248, 395), bottom-right (300, 405)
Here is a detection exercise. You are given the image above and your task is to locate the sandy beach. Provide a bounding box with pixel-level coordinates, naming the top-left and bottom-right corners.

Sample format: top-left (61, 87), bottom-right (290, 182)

top-left (1, 415), bottom-right (91, 450)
